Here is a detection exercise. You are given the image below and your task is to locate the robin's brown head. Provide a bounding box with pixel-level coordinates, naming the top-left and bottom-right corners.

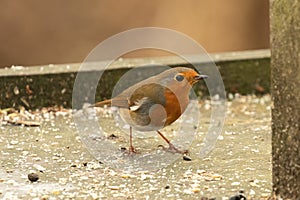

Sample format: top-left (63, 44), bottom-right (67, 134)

top-left (174, 68), bottom-right (208, 85)
top-left (156, 67), bottom-right (208, 89)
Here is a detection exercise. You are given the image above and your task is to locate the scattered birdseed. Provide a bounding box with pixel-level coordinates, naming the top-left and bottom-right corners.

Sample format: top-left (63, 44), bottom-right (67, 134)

top-left (28, 173), bottom-right (39, 182)
top-left (108, 186), bottom-right (119, 190)
top-left (183, 155), bottom-right (192, 161)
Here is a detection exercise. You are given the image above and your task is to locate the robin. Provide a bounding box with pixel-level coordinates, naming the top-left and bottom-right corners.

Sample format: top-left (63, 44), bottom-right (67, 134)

top-left (92, 67), bottom-right (208, 154)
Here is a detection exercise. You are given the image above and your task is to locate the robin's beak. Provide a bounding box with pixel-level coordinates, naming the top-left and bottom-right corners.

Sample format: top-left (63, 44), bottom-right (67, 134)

top-left (194, 74), bottom-right (208, 81)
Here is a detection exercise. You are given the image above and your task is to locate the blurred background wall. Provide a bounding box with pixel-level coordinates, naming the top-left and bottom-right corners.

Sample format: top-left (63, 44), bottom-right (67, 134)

top-left (0, 0), bottom-right (269, 68)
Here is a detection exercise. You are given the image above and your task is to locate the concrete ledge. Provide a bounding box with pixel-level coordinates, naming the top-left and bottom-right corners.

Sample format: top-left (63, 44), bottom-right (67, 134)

top-left (0, 49), bottom-right (270, 109)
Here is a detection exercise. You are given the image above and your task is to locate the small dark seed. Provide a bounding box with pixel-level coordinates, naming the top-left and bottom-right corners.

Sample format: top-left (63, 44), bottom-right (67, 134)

top-left (120, 147), bottom-right (126, 151)
top-left (83, 162), bottom-right (88, 167)
top-left (70, 164), bottom-right (77, 167)
top-left (108, 134), bottom-right (118, 139)
top-left (28, 173), bottom-right (39, 182)
top-left (165, 185), bottom-right (170, 189)
top-left (183, 155), bottom-right (192, 161)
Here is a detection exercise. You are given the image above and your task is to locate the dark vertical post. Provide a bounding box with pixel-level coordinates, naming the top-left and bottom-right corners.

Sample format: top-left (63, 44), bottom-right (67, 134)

top-left (271, 0), bottom-right (300, 198)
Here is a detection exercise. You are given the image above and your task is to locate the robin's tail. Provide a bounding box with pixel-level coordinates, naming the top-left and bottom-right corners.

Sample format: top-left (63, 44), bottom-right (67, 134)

top-left (90, 99), bottom-right (112, 107)
top-left (90, 97), bottom-right (129, 108)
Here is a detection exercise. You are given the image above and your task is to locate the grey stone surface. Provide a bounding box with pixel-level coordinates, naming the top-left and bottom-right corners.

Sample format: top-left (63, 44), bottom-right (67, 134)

top-left (0, 95), bottom-right (272, 199)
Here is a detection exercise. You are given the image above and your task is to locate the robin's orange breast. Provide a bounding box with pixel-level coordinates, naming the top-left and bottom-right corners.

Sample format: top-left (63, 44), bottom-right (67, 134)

top-left (163, 88), bottom-right (189, 126)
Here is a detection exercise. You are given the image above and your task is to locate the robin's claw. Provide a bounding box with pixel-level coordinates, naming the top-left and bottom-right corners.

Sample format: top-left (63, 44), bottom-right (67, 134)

top-left (158, 143), bottom-right (189, 155)
top-left (121, 146), bottom-right (138, 155)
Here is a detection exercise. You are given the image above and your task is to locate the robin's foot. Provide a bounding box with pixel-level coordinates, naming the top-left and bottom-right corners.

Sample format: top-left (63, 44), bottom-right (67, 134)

top-left (158, 143), bottom-right (189, 155)
top-left (129, 145), bottom-right (137, 154)
top-left (120, 146), bottom-right (137, 154)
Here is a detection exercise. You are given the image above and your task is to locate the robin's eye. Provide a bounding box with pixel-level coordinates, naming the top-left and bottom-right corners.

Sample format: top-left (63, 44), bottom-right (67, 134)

top-left (175, 74), bottom-right (184, 82)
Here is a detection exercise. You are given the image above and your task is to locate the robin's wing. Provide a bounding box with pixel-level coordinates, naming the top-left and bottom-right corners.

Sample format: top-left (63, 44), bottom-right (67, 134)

top-left (127, 83), bottom-right (167, 113)
top-left (129, 97), bottom-right (149, 111)
top-left (92, 83), bottom-right (166, 110)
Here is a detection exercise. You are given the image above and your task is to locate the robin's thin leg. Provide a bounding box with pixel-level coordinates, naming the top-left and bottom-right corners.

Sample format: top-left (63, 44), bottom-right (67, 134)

top-left (129, 126), bottom-right (136, 153)
top-left (156, 130), bottom-right (188, 154)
